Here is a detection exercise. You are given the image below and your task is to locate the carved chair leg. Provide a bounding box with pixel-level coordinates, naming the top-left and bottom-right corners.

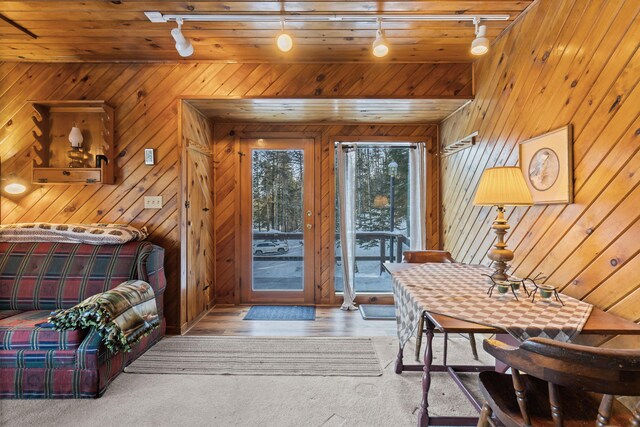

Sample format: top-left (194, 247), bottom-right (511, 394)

top-left (596, 394), bottom-right (614, 427)
top-left (631, 399), bottom-right (640, 427)
top-left (477, 403), bottom-right (493, 427)
top-left (415, 314), bottom-right (425, 361)
top-left (548, 383), bottom-right (563, 427)
top-left (468, 333), bottom-right (478, 360)
top-left (511, 369), bottom-right (531, 426)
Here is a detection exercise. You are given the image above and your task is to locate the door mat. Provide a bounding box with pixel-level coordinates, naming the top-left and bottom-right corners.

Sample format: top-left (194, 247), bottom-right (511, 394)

top-left (359, 304), bottom-right (396, 320)
top-left (244, 305), bottom-right (316, 321)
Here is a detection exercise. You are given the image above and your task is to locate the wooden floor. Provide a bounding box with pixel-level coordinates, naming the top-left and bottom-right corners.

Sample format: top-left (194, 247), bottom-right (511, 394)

top-left (185, 306), bottom-right (398, 337)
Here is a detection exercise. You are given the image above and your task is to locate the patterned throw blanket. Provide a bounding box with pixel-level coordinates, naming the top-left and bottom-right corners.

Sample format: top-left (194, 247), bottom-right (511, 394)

top-left (48, 280), bottom-right (159, 352)
top-left (0, 223), bottom-right (148, 245)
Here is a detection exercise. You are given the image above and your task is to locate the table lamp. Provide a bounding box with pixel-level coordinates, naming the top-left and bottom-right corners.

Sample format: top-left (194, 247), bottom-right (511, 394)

top-left (473, 166), bottom-right (533, 281)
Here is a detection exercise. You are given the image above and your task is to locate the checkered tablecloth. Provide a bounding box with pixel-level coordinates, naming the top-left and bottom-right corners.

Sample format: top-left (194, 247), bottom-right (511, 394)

top-left (392, 263), bottom-right (593, 347)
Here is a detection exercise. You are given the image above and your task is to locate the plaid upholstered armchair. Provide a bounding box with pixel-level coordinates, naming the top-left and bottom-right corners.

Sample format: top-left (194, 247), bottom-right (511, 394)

top-left (0, 241), bottom-right (166, 398)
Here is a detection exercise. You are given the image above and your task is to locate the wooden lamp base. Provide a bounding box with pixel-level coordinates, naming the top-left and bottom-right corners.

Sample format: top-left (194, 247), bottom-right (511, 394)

top-left (487, 205), bottom-right (514, 281)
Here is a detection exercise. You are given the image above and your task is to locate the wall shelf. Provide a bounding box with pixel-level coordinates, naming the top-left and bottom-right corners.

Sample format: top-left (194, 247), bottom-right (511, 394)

top-left (29, 100), bottom-right (115, 184)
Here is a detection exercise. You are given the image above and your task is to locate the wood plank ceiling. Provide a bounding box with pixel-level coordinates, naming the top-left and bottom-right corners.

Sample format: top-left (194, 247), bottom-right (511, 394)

top-left (187, 98), bottom-right (470, 123)
top-left (0, 1), bottom-right (533, 62)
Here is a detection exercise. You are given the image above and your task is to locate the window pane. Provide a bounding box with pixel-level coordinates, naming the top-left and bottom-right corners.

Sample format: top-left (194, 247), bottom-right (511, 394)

top-left (335, 146), bottom-right (411, 294)
top-left (252, 149), bottom-right (304, 291)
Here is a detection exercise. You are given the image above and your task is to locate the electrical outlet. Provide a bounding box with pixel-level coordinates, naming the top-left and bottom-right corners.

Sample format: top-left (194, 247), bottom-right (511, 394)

top-left (144, 196), bottom-right (163, 209)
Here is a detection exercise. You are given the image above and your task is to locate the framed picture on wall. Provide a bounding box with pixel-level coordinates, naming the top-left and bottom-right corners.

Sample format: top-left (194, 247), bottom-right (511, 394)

top-left (519, 125), bottom-right (573, 204)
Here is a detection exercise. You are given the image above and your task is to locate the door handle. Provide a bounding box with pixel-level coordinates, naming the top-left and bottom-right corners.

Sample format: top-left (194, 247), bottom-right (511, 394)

top-left (306, 224), bottom-right (312, 230)
top-left (307, 210), bottom-right (312, 217)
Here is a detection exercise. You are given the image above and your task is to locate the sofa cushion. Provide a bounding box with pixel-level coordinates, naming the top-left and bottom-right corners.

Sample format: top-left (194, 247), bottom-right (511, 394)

top-left (0, 310), bottom-right (22, 320)
top-left (0, 241), bottom-right (151, 310)
top-left (0, 349), bottom-right (77, 369)
top-left (0, 311), bottom-right (87, 350)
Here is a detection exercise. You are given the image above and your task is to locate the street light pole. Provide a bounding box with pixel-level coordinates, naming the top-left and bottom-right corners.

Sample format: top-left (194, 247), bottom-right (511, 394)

top-left (388, 161), bottom-right (398, 262)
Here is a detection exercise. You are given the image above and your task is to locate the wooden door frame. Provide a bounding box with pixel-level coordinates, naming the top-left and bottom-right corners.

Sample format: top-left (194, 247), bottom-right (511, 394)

top-left (177, 100), bottom-right (187, 335)
top-left (238, 136), bottom-right (318, 304)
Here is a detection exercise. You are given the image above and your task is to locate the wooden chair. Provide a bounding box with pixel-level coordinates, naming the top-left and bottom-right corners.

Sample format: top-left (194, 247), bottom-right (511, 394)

top-left (402, 250), bottom-right (478, 361)
top-left (477, 337), bottom-right (640, 427)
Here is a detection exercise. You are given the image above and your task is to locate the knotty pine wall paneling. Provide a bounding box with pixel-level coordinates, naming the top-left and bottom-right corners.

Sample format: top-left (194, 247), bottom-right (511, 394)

top-left (440, 0), bottom-right (640, 347)
top-left (212, 123), bottom-right (439, 306)
top-left (0, 63), bottom-right (466, 332)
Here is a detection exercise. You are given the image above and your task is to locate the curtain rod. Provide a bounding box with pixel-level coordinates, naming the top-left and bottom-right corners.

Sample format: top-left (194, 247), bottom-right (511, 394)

top-left (337, 142), bottom-right (421, 150)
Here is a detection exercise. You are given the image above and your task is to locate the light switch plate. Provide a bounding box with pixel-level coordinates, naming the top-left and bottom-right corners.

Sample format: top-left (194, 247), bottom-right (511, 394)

top-left (144, 148), bottom-right (155, 165)
top-left (144, 196), bottom-right (162, 209)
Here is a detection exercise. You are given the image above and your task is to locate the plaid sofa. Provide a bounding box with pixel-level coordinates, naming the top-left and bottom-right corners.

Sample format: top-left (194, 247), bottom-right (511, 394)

top-left (0, 241), bottom-right (166, 398)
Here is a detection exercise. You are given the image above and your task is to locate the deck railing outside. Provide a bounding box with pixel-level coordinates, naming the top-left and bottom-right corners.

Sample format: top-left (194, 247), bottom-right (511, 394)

top-left (251, 231), bottom-right (408, 293)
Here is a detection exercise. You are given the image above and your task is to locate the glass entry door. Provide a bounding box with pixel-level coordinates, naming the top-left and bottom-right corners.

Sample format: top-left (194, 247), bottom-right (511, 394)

top-left (240, 138), bottom-right (315, 304)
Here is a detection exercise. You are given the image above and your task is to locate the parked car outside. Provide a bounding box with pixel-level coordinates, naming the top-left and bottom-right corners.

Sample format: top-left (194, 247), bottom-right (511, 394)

top-left (253, 241), bottom-right (289, 255)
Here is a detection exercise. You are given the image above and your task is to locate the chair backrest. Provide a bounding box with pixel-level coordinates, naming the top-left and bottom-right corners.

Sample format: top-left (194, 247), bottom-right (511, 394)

top-left (483, 337), bottom-right (640, 396)
top-left (402, 250), bottom-right (455, 264)
top-left (0, 241), bottom-right (165, 312)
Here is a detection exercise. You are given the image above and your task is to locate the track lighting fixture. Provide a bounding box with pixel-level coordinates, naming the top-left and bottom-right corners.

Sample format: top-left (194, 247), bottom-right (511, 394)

top-left (171, 18), bottom-right (194, 57)
top-left (372, 18), bottom-right (389, 58)
top-left (145, 12), bottom-right (509, 58)
top-left (471, 17), bottom-right (489, 56)
top-left (276, 18), bottom-right (293, 52)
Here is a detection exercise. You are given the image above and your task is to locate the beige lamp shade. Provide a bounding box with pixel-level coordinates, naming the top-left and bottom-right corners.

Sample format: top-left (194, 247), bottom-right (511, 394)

top-left (473, 166), bottom-right (533, 206)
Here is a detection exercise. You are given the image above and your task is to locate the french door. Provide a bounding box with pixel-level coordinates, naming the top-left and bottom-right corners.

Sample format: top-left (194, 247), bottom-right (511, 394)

top-left (240, 138), bottom-right (315, 304)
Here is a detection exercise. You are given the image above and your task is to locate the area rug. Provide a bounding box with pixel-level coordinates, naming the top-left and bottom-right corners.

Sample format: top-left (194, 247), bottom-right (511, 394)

top-left (125, 336), bottom-right (382, 376)
top-left (359, 304), bottom-right (396, 320)
top-left (243, 305), bottom-right (316, 320)
top-left (5, 337), bottom-right (492, 427)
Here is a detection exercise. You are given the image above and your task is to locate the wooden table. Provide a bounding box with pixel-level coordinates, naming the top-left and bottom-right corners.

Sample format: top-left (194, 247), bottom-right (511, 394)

top-left (384, 262), bottom-right (640, 427)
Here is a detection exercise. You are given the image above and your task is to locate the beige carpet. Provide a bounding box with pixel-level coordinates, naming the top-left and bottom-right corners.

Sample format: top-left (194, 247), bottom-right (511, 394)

top-left (1, 336), bottom-right (493, 427)
top-left (125, 337), bottom-right (383, 376)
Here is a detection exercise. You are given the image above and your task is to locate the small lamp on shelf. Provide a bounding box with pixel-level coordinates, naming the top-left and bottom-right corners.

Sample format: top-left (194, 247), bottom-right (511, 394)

top-left (473, 166), bottom-right (533, 281)
top-left (67, 124), bottom-right (90, 168)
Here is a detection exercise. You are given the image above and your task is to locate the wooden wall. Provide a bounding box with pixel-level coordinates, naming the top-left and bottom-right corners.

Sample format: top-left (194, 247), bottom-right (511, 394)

top-left (212, 122), bottom-right (439, 306)
top-left (0, 62), bottom-right (468, 331)
top-left (440, 0), bottom-right (640, 347)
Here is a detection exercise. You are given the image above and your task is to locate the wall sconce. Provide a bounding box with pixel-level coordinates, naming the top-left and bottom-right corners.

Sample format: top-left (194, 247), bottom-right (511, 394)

top-left (3, 174), bottom-right (27, 195)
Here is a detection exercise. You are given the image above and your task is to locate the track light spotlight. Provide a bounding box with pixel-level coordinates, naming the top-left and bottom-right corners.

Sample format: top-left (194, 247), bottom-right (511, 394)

top-left (171, 18), bottom-right (194, 57)
top-left (276, 18), bottom-right (293, 52)
top-left (372, 18), bottom-right (389, 58)
top-left (471, 18), bottom-right (489, 56)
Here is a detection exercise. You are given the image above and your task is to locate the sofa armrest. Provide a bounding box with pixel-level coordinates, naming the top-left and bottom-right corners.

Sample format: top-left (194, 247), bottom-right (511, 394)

top-left (136, 244), bottom-right (166, 295)
top-left (75, 329), bottom-right (104, 370)
top-left (136, 243), bottom-right (166, 318)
